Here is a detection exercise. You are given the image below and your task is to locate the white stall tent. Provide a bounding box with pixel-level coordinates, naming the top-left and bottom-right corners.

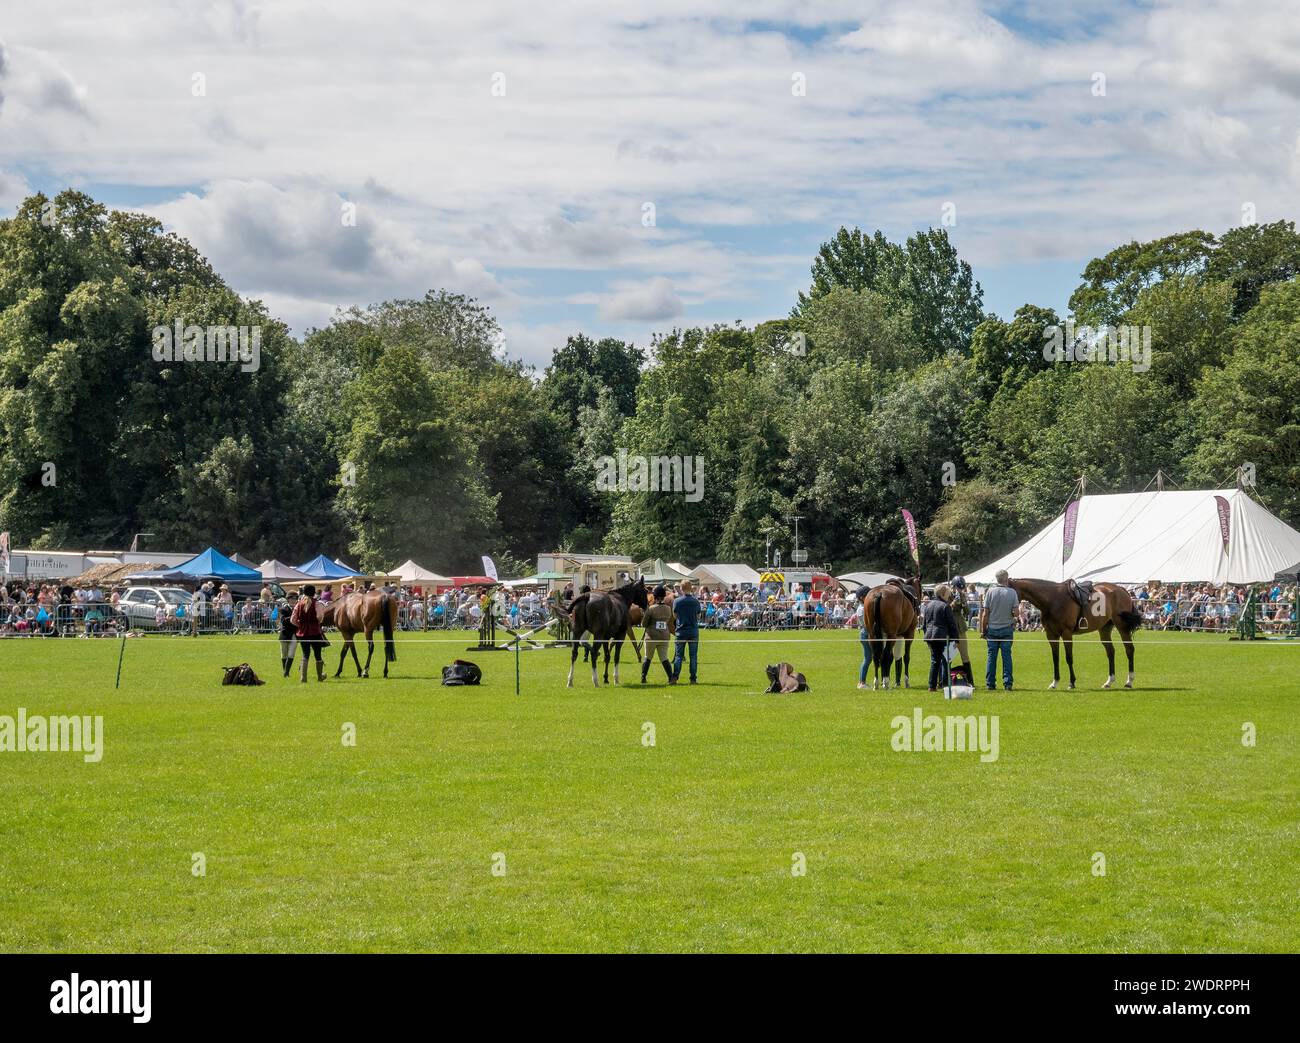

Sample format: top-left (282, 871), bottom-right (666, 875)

top-left (967, 488), bottom-right (1300, 585)
top-left (389, 559), bottom-right (450, 584)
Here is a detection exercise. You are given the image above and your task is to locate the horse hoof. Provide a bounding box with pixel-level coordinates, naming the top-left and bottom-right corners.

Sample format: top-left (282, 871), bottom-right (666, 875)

top-left (1124, 681), bottom-right (1133, 689)
top-left (1068, 684), bottom-right (1075, 691)
top-left (903, 678), bottom-right (910, 689)
top-left (1102, 680), bottom-right (1113, 689)
top-left (1048, 681), bottom-right (1057, 690)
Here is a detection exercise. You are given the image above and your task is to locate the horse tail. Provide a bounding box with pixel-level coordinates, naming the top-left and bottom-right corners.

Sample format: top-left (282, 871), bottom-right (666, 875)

top-left (870, 591), bottom-right (883, 645)
top-left (381, 594), bottom-right (397, 661)
top-left (1118, 609), bottom-right (1142, 631)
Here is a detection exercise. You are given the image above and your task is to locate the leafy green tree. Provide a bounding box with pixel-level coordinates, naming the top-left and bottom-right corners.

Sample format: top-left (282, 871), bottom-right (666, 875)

top-left (795, 227), bottom-right (905, 312)
top-left (1123, 275), bottom-right (1234, 403)
top-left (797, 287), bottom-right (923, 371)
top-left (1069, 230), bottom-right (1215, 327)
top-left (337, 345), bottom-right (498, 571)
top-left (540, 333), bottom-right (644, 425)
top-left (1184, 279), bottom-right (1300, 523)
top-left (924, 478), bottom-right (1015, 570)
top-left (1204, 220), bottom-right (1300, 318)
top-left (796, 226), bottom-right (983, 355)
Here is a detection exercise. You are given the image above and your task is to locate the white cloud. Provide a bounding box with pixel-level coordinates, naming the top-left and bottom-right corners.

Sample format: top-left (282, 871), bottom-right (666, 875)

top-left (597, 277), bottom-right (685, 322)
top-left (1, 0), bottom-right (1297, 337)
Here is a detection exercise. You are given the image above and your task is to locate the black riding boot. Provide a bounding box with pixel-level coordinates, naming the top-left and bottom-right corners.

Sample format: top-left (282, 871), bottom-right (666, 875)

top-left (640, 659), bottom-right (650, 683)
top-left (661, 660), bottom-right (673, 682)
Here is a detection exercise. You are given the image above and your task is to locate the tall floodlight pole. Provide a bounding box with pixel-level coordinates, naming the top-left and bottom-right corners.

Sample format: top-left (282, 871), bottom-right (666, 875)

top-left (786, 514), bottom-right (804, 567)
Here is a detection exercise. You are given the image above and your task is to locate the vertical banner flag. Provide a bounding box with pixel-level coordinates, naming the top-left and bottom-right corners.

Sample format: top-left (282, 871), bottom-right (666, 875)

top-left (0, 531), bottom-right (9, 575)
top-left (900, 509), bottom-right (920, 572)
top-left (1214, 495), bottom-right (1231, 553)
top-left (1062, 499), bottom-right (1080, 564)
top-left (481, 555), bottom-right (499, 582)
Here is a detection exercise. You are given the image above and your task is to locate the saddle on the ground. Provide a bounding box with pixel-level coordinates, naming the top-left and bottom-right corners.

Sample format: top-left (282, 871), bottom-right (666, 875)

top-left (441, 659), bottom-right (482, 686)
top-left (221, 663), bottom-right (265, 686)
top-left (764, 662), bottom-right (810, 693)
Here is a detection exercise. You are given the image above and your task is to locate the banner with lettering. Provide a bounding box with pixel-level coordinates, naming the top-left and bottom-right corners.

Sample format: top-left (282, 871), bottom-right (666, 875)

top-left (1062, 499), bottom-right (1080, 565)
top-left (1214, 495), bottom-right (1231, 553)
top-left (481, 555), bottom-right (499, 582)
top-left (900, 509), bottom-right (920, 572)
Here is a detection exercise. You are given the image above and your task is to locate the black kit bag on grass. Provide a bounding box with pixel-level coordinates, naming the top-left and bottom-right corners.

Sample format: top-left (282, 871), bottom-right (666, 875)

top-left (222, 663), bottom-right (265, 686)
top-left (441, 659), bottom-right (482, 686)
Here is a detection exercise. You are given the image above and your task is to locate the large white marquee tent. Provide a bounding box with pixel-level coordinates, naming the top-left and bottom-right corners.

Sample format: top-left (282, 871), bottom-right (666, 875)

top-left (967, 488), bottom-right (1300, 585)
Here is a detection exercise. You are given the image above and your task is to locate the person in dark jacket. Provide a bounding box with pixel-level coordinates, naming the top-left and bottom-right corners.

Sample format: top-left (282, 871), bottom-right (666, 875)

top-left (277, 599), bottom-right (298, 677)
top-left (921, 583), bottom-right (959, 692)
top-left (291, 584), bottom-right (327, 683)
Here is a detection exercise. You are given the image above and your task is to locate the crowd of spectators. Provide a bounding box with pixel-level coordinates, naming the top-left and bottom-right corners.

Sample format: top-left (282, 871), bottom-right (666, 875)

top-left (2, 575), bottom-right (1296, 638)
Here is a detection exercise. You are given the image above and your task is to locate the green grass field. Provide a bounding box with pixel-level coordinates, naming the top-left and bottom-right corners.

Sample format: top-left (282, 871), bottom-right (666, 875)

top-left (1, 628), bottom-right (1297, 953)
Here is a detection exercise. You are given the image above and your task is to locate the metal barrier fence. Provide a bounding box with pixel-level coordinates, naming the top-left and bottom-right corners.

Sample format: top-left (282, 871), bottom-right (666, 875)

top-left (2, 595), bottom-right (1293, 638)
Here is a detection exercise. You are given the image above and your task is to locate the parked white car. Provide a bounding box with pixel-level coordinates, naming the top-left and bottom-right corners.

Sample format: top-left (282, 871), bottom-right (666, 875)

top-left (116, 587), bottom-right (192, 630)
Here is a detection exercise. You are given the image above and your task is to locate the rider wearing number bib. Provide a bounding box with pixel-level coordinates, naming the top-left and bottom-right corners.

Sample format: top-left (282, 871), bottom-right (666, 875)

top-left (640, 585), bottom-right (676, 684)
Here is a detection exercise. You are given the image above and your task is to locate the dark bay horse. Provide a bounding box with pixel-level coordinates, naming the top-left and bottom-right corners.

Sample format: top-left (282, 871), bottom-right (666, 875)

top-left (860, 577), bottom-right (920, 689)
top-left (1009, 578), bottom-right (1141, 690)
top-left (322, 591), bottom-right (398, 678)
top-left (566, 578), bottom-right (649, 687)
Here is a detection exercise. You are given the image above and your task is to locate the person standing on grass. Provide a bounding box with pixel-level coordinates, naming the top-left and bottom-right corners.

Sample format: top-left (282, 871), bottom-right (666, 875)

top-left (948, 576), bottom-right (975, 680)
top-left (277, 599), bottom-right (298, 678)
top-left (640, 585), bottom-right (676, 684)
top-left (671, 579), bottom-right (702, 685)
top-left (921, 583), bottom-right (959, 692)
top-left (854, 584), bottom-right (873, 690)
top-left (980, 569), bottom-right (1018, 691)
top-left (291, 584), bottom-right (327, 683)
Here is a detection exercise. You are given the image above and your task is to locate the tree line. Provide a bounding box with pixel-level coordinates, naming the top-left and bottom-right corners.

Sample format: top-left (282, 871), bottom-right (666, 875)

top-left (1, 190), bottom-right (1297, 577)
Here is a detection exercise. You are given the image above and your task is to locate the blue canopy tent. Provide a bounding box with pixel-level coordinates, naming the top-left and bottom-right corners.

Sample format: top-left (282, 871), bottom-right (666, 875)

top-left (295, 554), bottom-right (365, 580)
top-left (162, 547), bottom-right (263, 584)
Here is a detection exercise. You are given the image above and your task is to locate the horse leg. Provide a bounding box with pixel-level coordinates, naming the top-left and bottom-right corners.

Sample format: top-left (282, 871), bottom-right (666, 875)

top-left (893, 637), bottom-right (905, 687)
top-left (1099, 622), bottom-right (1116, 689)
top-left (613, 638), bottom-right (621, 685)
top-left (1121, 626), bottom-right (1135, 688)
top-left (1063, 634), bottom-right (1076, 690)
top-left (879, 640), bottom-right (893, 690)
top-left (335, 634), bottom-right (348, 677)
top-left (362, 629), bottom-right (375, 678)
top-left (591, 638), bottom-right (600, 687)
top-left (903, 637), bottom-right (913, 688)
top-left (604, 640), bottom-right (613, 685)
top-left (1047, 631), bottom-right (1060, 689)
top-left (349, 636), bottom-right (363, 677)
top-left (567, 637), bottom-right (578, 688)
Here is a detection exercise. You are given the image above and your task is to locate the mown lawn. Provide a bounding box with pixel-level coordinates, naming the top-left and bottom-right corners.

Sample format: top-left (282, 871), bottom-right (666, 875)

top-left (1, 628), bottom-right (1296, 952)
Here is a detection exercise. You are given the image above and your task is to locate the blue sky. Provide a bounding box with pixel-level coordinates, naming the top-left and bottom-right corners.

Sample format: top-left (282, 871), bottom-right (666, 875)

top-left (3, 0), bottom-right (1297, 366)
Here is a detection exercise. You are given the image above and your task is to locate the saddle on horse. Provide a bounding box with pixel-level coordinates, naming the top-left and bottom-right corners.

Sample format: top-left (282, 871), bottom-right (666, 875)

top-left (1067, 579), bottom-right (1094, 630)
top-left (885, 578), bottom-right (919, 609)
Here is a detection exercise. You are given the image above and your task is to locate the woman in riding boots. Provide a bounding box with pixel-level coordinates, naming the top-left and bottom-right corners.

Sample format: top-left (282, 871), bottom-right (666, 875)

top-left (291, 584), bottom-right (327, 683)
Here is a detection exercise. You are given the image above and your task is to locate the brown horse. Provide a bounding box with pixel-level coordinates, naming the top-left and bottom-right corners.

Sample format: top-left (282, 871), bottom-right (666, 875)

top-left (1009, 578), bottom-right (1141, 690)
top-left (322, 591), bottom-right (398, 678)
top-left (860, 577), bottom-right (920, 689)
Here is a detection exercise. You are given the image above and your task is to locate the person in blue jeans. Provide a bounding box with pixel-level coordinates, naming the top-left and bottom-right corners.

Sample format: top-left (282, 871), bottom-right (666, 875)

top-left (979, 570), bottom-right (1019, 691)
top-left (671, 580), bottom-right (702, 685)
top-left (854, 585), bottom-right (873, 688)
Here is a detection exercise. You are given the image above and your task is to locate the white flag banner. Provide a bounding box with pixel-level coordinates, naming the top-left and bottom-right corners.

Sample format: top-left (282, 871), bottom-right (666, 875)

top-left (481, 555), bottom-right (499, 582)
top-left (0, 531), bottom-right (9, 575)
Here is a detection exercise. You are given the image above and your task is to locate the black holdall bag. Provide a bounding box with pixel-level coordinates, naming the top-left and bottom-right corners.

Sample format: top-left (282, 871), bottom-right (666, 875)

top-left (222, 663), bottom-right (265, 686)
top-left (441, 660), bottom-right (482, 686)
